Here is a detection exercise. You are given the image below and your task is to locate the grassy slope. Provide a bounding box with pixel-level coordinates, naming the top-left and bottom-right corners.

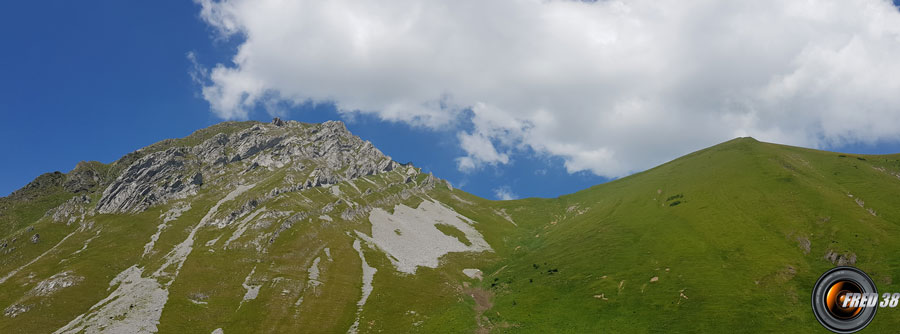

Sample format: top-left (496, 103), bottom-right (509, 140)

top-left (478, 138), bottom-right (900, 333)
top-left (2, 136), bottom-right (899, 333)
top-left (0, 172), bottom-right (71, 238)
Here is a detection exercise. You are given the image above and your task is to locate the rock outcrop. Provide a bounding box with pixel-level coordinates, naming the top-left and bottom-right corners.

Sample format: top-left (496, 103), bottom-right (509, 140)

top-left (63, 161), bottom-right (105, 193)
top-left (49, 195), bottom-right (91, 224)
top-left (96, 147), bottom-right (200, 214)
top-left (825, 250), bottom-right (857, 266)
top-left (96, 120), bottom-right (401, 214)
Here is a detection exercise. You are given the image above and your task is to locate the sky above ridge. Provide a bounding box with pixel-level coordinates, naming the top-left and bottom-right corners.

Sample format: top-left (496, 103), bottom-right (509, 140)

top-left (2, 0), bottom-right (900, 199)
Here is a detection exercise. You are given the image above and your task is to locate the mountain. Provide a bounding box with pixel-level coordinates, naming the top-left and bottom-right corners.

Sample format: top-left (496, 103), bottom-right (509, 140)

top-left (1, 119), bottom-right (899, 333)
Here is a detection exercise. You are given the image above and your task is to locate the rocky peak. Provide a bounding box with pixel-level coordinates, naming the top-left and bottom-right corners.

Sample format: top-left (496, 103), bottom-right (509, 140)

top-left (63, 161), bottom-right (106, 194)
top-left (95, 119), bottom-right (400, 214)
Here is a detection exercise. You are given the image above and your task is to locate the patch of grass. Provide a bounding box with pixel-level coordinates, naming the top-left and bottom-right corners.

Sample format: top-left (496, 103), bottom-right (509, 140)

top-left (435, 223), bottom-right (471, 246)
top-left (0, 188), bottom-right (71, 237)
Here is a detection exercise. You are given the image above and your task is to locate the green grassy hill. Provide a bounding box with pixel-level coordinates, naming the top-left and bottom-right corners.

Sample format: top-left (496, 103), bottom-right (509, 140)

top-left (1, 122), bottom-right (898, 333)
top-left (472, 137), bottom-right (900, 333)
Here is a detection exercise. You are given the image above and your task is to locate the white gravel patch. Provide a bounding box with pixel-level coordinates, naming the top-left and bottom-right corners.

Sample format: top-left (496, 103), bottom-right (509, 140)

top-left (319, 215), bottom-right (333, 222)
top-left (241, 266), bottom-right (261, 306)
top-left (307, 256), bottom-right (323, 293)
top-left (205, 236), bottom-right (221, 247)
top-left (223, 206), bottom-right (266, 249)
top-left (347, 239), bottom-right (377, 334)
top-left (73, 228), bottom-right (102, 256)
top-left (308, 257), bottom-right (321, 284)
top-left (144, 203), bottom-right (191, 258)
top-left (450, 194), bottom-right (474, 205)
top-left (462, 269), bottom-right (483, 281)
top-left (493, 208), bottom-right (518, 227)
top-left (346, 179), bottom-right (361, 193)
top-left (330, 185), bottom-right (342, 197)
top-left (360, 177), bottom-right (379, 187)
top-left (324, 248), bottom-right (333, 261)
top-left (54, 266), bottom-right (168, 334)
top-left (357, 244), bottom-right (376, 302)
top-left (357, 200), bottom-right (492, 274)
top-left (211, 328), bottom-right (224, 334)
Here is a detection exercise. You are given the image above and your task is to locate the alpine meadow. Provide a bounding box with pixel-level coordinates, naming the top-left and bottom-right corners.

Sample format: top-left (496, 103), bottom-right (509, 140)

top-left (1, 119), bottom-right (899, 333)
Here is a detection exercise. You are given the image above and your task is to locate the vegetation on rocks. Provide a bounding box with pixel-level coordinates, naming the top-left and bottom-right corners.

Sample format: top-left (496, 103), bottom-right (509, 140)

top-left (1, 121), bottom-right (899, 333)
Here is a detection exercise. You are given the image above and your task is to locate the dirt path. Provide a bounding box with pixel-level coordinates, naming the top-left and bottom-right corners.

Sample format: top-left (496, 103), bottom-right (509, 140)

top-left (464, 287), bottom-right (494, 334)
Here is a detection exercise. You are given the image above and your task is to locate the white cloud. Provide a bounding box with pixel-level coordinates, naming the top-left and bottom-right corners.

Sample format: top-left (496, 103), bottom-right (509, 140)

top-left (195, 0), bottom-right (900, 178)
top-left (185, 52), bottom-right (206, 87)
top-left (455, 130), bottom-right (510, 172)
top-left (493, 186), bottom-right (518, 201)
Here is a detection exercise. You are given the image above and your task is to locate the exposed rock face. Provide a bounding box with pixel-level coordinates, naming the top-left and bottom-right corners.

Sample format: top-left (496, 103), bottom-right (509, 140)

top-left (29, 271), bottom-right (84, 297)
top-left (96, 120), bottom-right (399, 214)
top-left (49, 195), bottom-right (91, 224)
top-left (825, 250), bottom-right (857, 266)
top-left (190, 172), bottom-right (203, 186)
top-left (63, 161), bottom-right (104, 193)
top-left (4, 304), bottom-right (30, 318)
top-left (96, 147), bottom-right (200, 214)
top-left (796, 236), bottom-right (810, 254)
top-left (193, 133), bottom-right (231, 166)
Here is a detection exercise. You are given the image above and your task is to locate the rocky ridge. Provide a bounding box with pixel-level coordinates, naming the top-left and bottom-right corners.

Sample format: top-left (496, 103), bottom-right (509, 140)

top-left (95, 119), bottom-right (402, 215)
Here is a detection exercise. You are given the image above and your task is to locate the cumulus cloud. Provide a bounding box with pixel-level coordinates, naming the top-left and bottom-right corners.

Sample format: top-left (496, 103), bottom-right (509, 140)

top-left (456, 130), bottom-right (510, 172)
top-left (194, 0), bottom-right (900, 177)
top-left (493, 186), bottom-right (519, 201)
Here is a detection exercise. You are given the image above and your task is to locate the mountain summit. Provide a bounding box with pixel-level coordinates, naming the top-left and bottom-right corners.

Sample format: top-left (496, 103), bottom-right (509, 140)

top-left (1, 121), bottom-right (899, 333)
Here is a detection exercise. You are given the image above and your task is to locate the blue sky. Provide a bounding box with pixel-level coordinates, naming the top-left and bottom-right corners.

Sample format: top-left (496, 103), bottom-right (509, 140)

top-left (2, 1), bottom-right (900, 199)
